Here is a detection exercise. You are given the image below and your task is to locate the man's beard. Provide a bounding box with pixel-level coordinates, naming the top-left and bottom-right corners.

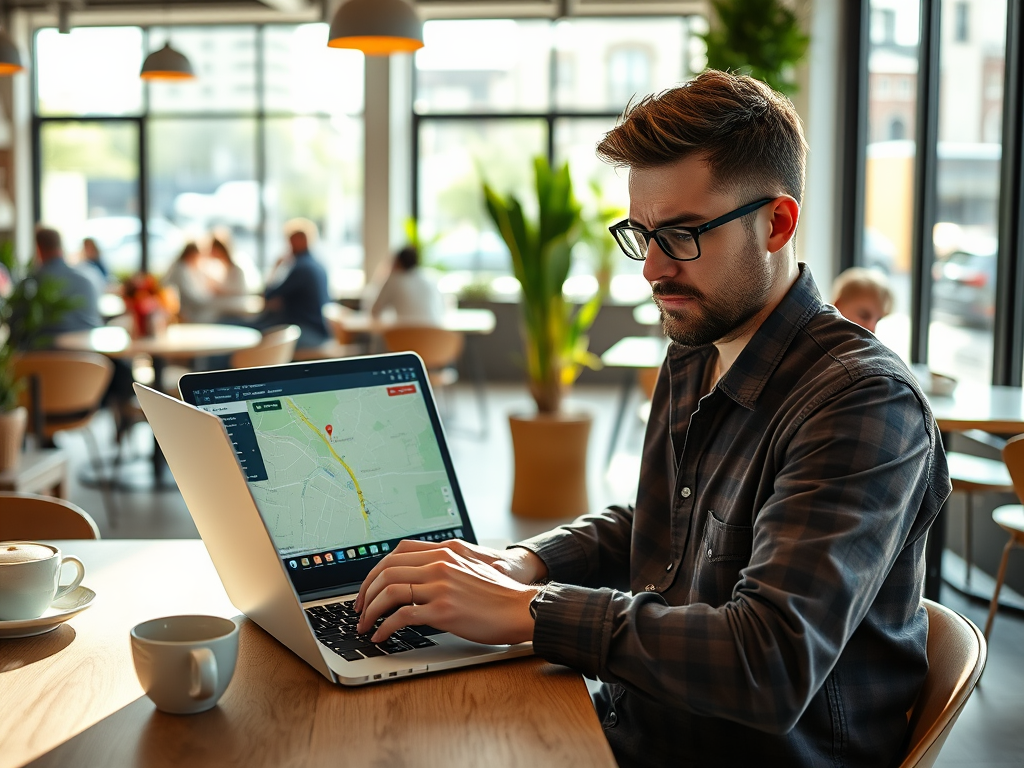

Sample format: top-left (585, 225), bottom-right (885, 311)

top-left (653, 233), bottom-right (773, 347)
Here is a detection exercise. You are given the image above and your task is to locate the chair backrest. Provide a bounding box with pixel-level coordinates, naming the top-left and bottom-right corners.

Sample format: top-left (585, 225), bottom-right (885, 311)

top-left (13, 351), bottom-right (114, 420)
top-left (1001, 434), bottom-right (1024, 503)
top-left (0, 492), bottom-right (101, 539)
top-left (230, 324), bottom-right (301, 369)
top-left (898, 599), bottom-right (987, 768)
top-left (381, 326), bottom-right (464, 370)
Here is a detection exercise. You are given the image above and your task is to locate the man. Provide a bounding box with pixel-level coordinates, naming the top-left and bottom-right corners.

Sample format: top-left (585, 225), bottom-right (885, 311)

top-left (261, 220), bottom-right (330, 349)
top-left (34, 227), bottom-right (102, 336)
top-left (354, 71), bottom-right (950, 768)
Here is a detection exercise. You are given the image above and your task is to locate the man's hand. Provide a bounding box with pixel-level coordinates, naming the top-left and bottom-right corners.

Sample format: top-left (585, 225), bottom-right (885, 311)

top-left (354, 539), bottom-right (548, 645)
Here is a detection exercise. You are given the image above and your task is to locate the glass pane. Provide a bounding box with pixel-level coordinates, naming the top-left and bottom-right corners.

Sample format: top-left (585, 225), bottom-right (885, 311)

top-left (36, 27), bottom-right (144, 116)
top-left (39, 121), bottom-right (141, 276)
top-left (861, 0), bottom-right (920, 361)
top-left (927, 0), bottom-right (1005, 384)
top-left (553, 118), bottom-right (647, 303)
top-left (264, 116), bottom-right (364, 295)
top-left (147, 119), bottom-right (256, 277)
top-left (148, 27), bottom-right (257, 114)
top-left (418, 120), bottom-right (546, 277)
top-left (263, 24), bottom-right (364, 115)
top-left (552, 18), bottom-right (689, 112)
top-left (414, 20), bottom-right (551, 113)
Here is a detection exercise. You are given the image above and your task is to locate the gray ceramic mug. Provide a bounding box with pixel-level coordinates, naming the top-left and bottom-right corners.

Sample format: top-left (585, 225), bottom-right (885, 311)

top-left (130, 615), bottom-right (239, 715)
top-left (0, 541), bottom-right (86, 621)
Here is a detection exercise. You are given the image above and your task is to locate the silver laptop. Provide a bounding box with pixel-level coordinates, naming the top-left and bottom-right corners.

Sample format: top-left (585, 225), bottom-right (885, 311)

top-left (134, 352), bottom-right (531, 685)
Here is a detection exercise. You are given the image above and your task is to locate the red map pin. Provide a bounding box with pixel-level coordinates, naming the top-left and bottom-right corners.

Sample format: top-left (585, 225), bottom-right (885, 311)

top-left (325, 425), bottom-right (333, 437)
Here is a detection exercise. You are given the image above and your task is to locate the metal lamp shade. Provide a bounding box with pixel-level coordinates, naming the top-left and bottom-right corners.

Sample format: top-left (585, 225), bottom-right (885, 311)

top-left (140, 42), bottom-right (195, 81)
top-left (0, 30), bottom-right (24, 76)
top-left (327, 0), bottom-right (424, 56)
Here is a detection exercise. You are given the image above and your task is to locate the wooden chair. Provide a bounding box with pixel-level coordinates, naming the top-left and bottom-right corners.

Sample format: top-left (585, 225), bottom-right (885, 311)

top-left (13, 351), bottom-right (116, 519)
top-left (230, 324), bottom-right (301, 369)
top-left (898, 599), bottom-right (986, 768)
top-left (983, 433), bottom-right (1024, 639)
top-left (0, 491), bottom-right (101, 539)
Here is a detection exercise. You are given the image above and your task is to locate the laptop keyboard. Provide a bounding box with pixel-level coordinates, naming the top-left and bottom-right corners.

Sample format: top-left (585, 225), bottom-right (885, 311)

top-left (305, 599), bottom-right (443, 662)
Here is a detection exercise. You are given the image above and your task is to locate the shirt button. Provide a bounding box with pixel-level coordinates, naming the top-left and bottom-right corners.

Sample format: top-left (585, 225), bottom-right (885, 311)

top-left (680, 487), bottom-right (691, 498)
top-left (666, 563), bottom-right (673, 572)
top-left (606, 712), bottom-right (618, 728)
top-left (707, 548), bottom-right (713, 558)
top-left (644, 583), bottom-right (657, 592)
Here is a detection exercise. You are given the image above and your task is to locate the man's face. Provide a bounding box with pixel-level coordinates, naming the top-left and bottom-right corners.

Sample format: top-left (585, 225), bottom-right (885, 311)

top-left (629, 155), bottom-right (776, 347)
top-left (289, 232), bottom-right (308, 255)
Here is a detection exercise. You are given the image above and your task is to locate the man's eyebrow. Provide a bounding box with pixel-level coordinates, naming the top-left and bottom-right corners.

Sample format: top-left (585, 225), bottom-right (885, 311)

top-left (630, 211), bottom-right (707, 228)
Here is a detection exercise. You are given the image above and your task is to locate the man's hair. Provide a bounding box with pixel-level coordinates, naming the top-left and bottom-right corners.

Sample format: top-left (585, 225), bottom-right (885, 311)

top-left (35, 227), bottom-right (63, 256)
top-left (596, 70), bottom-right (807, 204)
top-left (395, 246), bottom-right (419, 271)
top-left (831, 267), bottom-right (894, 316)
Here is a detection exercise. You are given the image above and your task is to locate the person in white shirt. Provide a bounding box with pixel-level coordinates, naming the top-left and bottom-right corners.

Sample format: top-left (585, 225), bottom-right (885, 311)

top-left (163, 242), bottom-right (216, 323)
top-left (370, 246), bottom-right (445, 324)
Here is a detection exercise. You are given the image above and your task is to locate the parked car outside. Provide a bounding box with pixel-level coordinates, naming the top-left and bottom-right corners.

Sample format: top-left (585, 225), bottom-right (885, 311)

top-left (932, 246), bottom-right (997, 327)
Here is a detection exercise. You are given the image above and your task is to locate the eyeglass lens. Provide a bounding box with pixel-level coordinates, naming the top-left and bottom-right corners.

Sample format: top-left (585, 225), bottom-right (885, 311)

top-left (616, 227), bottom-right (699, 261)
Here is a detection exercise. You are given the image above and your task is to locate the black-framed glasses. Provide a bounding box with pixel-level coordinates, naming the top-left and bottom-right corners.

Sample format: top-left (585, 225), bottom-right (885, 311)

top-left (608, 198), bottom-right (775, 262)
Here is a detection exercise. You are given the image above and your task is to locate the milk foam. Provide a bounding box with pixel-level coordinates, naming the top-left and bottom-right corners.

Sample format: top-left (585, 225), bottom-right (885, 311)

top-left (0, 543), bottom-right (56, 564)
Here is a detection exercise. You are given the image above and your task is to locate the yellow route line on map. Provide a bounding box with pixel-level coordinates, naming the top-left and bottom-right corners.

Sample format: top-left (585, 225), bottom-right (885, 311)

top-left (284, 398), bottom-right (368, 522)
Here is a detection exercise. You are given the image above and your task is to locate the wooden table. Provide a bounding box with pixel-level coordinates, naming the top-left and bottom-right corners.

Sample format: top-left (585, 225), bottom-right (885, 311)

top-left (54, 325), bottom-right (262, 486)
top-left (601, 336), bottom-right (669, 465)
top-left (0, 448), bottom-right (68, 499)
top-left (0, 539), bottom-right (615, 768)
top-left (922, 383), bottom-right (1024, 601)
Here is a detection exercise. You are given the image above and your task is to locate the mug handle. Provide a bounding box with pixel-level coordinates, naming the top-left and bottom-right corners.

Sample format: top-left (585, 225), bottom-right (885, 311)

top-left (189, 648), bottom-right (218, 700)
top-left (53, 556), bottom-right (86, 601)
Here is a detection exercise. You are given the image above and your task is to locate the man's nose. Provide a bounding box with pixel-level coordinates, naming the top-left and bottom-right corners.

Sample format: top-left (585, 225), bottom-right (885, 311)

top-left (642, 238), bottom-right (680, 284)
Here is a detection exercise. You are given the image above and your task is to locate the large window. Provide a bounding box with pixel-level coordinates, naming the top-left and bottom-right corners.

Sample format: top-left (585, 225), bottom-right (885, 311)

top-left (34, 24), bottom-right (363, 290)
top-left (858, 0), bottom-right (1016, 386)
top-left (413, 16), bottom-right (701, 297)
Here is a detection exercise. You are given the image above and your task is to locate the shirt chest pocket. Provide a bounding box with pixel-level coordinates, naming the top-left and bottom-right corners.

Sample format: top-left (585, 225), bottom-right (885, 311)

top-left (692, 511), bottom-right (754, 604)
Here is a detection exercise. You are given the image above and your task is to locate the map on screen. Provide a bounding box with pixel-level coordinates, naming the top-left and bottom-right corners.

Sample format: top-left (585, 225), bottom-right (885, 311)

top-left (243, 382), bottom-right (458, 556)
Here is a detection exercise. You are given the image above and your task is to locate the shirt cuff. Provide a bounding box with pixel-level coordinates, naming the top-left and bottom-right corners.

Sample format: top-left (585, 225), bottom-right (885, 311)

top-left (511, 529), bottom-right (591, 584)
top-left (530, 582), bottom-right (614, 678)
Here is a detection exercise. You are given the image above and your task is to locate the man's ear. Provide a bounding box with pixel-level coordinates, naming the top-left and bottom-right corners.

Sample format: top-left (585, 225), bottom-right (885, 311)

top-left (765, 196), bottom-right (800, 254)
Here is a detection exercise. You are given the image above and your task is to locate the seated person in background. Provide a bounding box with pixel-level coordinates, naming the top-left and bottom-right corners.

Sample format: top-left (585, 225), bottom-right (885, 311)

top-left (354, 71), bottom-right (950, 768)
top-left (80, 237), bottom-right (109, 281)
top-left (209, 236), bottom-right (248, 298)
top-left (831, 266), bottom-right (893, 333)
top-left (370, 245), bottom-right (445, 324)
top-left (163, 242), bottom-right (216, 323)
top-left (33, 227), bottom-right (102, 337)
top-left (261, 220), bottom-right (329, 349)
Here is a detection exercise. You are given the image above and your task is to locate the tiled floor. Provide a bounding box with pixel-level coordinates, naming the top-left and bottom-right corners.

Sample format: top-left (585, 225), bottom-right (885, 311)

top-left (54, 382), bottom-right (1024, 766)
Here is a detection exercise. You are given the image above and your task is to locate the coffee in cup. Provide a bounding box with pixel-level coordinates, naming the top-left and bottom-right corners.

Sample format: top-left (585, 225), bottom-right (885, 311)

top-left (0, 542), bottom-right (87, 621)
top-left (130, 615), bottom-right (239, 715)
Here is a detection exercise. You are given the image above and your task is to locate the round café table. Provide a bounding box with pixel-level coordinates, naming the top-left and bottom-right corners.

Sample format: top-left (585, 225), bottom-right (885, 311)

top-left (55, 323), bottom-right (262, 488)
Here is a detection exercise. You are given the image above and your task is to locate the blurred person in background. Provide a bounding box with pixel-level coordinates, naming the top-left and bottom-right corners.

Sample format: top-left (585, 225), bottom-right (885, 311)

top-left (33, 227), bottom-right (101, 336)
top-left (370, 245), bottom-right (446, 324)
top-left (260, 219), bottom-right (329, 349)
top-left (163, 242), bottom-right (215, 323)
top-left (81, 237), bottom-right (109, 280)
top-left (832, 267), bottom-right (894, 334)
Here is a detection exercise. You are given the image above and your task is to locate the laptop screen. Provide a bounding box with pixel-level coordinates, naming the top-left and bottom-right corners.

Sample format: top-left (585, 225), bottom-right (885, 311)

top-left (178, 354), bottom-right (476, 597)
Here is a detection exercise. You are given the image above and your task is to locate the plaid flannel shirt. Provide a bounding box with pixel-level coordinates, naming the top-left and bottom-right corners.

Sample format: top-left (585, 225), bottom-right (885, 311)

top-left (518, 265), bottom-right (950, 768)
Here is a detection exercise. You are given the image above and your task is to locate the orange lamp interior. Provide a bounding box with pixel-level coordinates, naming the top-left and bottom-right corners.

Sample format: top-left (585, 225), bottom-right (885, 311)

top-left (327, 36), bottom-right (424, 55)
top-left (140, 70), bottom-right (196, 81)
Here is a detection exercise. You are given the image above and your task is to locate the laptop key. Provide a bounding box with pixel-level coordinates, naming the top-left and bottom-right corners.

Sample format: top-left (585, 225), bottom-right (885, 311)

top-left (411, 625), bottom-right (445, 636)
top-left (336, 648), bottom-right (365, 662)
top-left (407, 637), bottom-right (437, 649)
top-left (359, 645), bottom-right (387, 657)
top-left (377, 639), bottom-right (411, 654)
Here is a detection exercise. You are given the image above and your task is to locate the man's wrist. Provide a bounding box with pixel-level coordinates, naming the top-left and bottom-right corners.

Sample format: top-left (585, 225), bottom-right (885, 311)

top-left (506, 545), bottom-right (550, 584)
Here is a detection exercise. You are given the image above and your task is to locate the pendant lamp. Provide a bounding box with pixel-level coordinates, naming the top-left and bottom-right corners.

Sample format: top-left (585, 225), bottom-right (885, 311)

top-left (0, 27), bottom-right (23, 75)
top-left (327, 0), bottom-right (424, 56)
top-left (140, 41), bottom-right (195, 81)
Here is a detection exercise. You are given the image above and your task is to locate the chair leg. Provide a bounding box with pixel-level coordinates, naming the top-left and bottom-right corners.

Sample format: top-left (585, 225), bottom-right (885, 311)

top-left (964, 493), bottom-right (974, 588)
top-left (983, 537), bottom-right (1016, 640)
top-left (82, 426), bottom-right (118, 529)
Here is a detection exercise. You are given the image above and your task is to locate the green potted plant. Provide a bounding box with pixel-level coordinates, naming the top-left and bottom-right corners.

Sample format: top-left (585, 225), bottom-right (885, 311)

top-left (700, 0), bottom-right (810, 95)
top-left (0, 242), bottom-right (77, 469)
top-left (483, 156), bottom-right (602, 518)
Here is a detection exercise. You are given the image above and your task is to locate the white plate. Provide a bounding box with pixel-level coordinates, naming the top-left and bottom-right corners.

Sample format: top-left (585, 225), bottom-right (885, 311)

top-left (0, 586), bottom-right (96, 639)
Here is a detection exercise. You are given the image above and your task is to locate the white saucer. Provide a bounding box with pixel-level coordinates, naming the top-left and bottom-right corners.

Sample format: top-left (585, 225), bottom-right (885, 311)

top-left (0, 586), bottom-right (96, 639)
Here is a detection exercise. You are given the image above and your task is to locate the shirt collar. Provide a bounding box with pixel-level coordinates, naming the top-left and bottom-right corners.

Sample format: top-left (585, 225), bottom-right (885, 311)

top-left (667, 263), bottom-right (823, 410)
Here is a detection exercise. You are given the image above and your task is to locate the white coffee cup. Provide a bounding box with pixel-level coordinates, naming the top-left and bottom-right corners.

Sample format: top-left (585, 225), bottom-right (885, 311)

top-left (0, 541), bottom-right (87, 621)
top-left (130, 615), bottom-right (239, 715)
